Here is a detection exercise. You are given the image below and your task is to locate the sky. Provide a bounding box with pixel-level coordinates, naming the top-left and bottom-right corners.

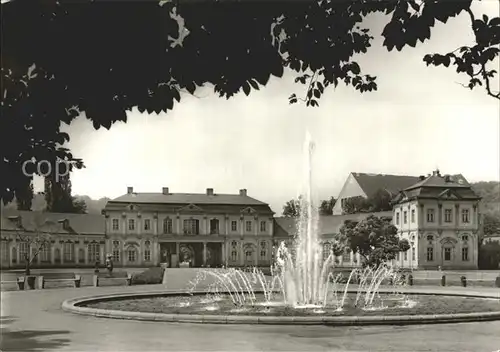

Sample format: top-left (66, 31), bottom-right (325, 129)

top-left (32, 2), bottom-right (500, 214)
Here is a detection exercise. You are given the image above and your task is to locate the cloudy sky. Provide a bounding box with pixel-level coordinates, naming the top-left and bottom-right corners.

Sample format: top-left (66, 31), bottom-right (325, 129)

top-left (33, 2), bottom-right (499, 213)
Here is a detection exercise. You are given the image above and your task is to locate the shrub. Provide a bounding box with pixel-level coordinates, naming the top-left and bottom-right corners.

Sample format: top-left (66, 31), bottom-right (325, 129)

top-left (131, 267), bottom-right (165, 285)
top-left (495, 276), bottom-right (500, 288)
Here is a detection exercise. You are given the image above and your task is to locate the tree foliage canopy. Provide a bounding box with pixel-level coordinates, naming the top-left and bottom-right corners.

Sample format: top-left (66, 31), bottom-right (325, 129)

top-left (282, 197), bottom-right (302, 217)
top-left (2, 0), bottom-right (498, 204)
top-left (319, 197), bottom-right (336, 215)
top-left (337, 215), bottom-right (410, 268)
top-left (342, 189), bottom-right (394, 214)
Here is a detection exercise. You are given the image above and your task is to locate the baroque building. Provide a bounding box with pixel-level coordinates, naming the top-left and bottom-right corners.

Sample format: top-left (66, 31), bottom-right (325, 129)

top-left (391, 170), bottom-right (481, 269)
top-left (102, 187), bottom-right (275, 268)
top-left (0, 170), bottom-right (483, 271)
top-left (275, 170), bottom-right (482, 270)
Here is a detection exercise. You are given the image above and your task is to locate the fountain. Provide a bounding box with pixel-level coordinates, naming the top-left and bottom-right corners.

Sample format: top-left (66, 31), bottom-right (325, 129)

top-left (67, 131), bottom-right (500, 325)
top-left (181, 131), bottom-right (409, 311)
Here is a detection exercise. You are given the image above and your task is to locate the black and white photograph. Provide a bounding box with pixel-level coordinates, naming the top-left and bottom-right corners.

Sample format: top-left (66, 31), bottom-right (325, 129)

top-left (1, 0), bottom-right (499, 351)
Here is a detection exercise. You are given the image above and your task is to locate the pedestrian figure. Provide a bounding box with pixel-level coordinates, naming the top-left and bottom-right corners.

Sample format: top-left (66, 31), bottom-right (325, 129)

top-left (106, 254), bottom-right (114, 275)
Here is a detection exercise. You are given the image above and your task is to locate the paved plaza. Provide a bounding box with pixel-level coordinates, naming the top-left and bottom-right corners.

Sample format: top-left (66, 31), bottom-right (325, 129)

top-left (1, 283), bottom-right (500, 351)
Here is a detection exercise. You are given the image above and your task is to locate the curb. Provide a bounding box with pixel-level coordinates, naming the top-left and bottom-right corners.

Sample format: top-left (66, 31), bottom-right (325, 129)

top-left (62, 288), bottom-right (500, 326)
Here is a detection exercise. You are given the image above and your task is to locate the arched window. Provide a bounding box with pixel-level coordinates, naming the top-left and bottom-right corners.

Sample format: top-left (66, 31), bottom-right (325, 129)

top-left (40, 242), bottom-right (51, 262)
top-left (63, 242), bottom-right (74, 262)
top-left (210, 219), bottom-right (219, 234)
top-left (18, 242), bottom-right (28, 263)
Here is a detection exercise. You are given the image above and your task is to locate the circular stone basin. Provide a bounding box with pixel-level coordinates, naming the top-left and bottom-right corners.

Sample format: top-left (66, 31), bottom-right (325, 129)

top-left (80, 292), bottom-right (500, 317)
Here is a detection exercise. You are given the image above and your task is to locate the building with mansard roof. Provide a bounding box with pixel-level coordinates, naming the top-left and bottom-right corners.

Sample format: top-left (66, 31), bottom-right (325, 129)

top-left (275, 170), bottom-right (482, 270)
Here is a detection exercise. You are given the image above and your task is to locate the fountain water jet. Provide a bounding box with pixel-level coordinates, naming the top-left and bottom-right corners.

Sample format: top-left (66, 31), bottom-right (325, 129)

top-left (189, 132), bottom-right (408, 310)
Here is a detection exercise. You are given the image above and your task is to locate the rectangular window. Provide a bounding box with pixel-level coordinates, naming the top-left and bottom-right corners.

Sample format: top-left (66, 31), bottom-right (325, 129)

top-left (245, 220), bottom-right (252, 232)
top-left (342, 251), bottom-right (351, 263)
top-left (444, 248), bottom-right (451, 261)
top-left (444, 209), bottom-right (452, 223)
top-left (427, 209), bottom-right (435, 223)
top-left (404, 251), bottom-right (408, 261)
top-left (144, 219), bottom-right (151, 230)
top-left (128, 219), bottom-right (135, 231)
top-left (112, 219), bottom-right (119, 230)
top-left (144, 250), bottom-right (151, 262)
top-left (112, 249), bottom-right (120, 262)
top-left (163, 218), bottom-right (173, 234)
top-left (395, 252), bottom-right (400, 261)
top-left (411, 209), bottom-right (415, 223)
top-left (462, 247), bottom-right (469, 261)
top-left (461, 209), bottom-right (470, 223)
top-left (260, 221), bottom-right (266, 232)
top-left (426, 247), bottom-right (433, 261)
top-left (231, 251), bottom-right (237, 261)
top-left (396, 212), bottom-right (400, 225)
top-left (411, 246), bottom-right (415, 261)
top-left (128, 250), bottom-right (136, 262)
top-left (403, 211), bottom-right (408, 224)
top-left (183, 219), bottom-right (199, 235)
top-left (63, 242), bottom-right (74, 262)
top-left (231, 221), bottom-right (237, 232)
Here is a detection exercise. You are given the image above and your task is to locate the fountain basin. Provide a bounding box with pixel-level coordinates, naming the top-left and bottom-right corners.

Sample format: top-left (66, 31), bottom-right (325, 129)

top-left (62, 287), bottom-right (500, 326)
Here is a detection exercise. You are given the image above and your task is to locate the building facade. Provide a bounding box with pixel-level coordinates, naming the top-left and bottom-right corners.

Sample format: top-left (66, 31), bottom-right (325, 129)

top-left (102, 187), bottom-right (275, 268)
top-left (0, 171), bottom-right (483, 271)
top-left (391, 170), bottom-right (481, 270)
top-left (0, 210), bottom-right (105, 269)
top-left (276, 170), bottom-right (482, 270)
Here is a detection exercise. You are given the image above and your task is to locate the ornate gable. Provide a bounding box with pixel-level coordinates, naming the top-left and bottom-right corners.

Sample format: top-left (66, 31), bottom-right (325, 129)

top-left (240, 207), bottom-right (257, 215)
top-left (438, 189), bottom-right (462, 200)
top-left (126, 204), bottom-right (141, 211)
top-left (178, 203), bottom-right (204, 212)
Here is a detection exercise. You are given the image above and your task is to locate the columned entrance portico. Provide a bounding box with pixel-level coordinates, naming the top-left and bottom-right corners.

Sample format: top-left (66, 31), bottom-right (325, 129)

top-left (159, 238), bottom-right (224, 268)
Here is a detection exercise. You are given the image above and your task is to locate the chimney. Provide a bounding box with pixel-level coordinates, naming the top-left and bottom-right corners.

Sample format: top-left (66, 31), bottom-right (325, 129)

top-left (162, 187), bottom-right (169, 195)
top-left (419, 175), bottom-right (426, 181)
top-left (206, 188), bottom-right (214, 196)
top-left (432, 169), bottom-right (441, 177)
top-left (239, 189), bottom-right (247, 196)
top-left (444, 175), bottom-right (451, 182)
top-left (127, 186), bottom-right (133, 194)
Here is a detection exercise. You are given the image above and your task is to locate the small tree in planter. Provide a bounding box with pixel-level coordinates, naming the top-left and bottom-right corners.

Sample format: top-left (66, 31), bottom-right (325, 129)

top-left (15, 213), bottom-right (56, 281)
